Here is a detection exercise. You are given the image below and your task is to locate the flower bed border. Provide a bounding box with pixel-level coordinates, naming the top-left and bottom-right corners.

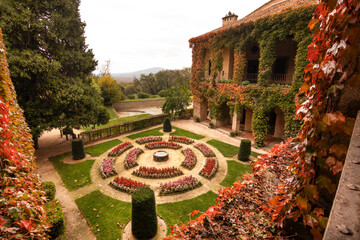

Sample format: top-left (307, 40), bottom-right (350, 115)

top-left (181, 148), bottom-right (197, 170)
top-left (132, 166), bottom-right (183, 179)
top-left (108, 142), bottom-right (133, 157)
top-left (194, 143), bottom-right (216, 157)
top-left (199, 158), bottom-right (219, 179)
top-left (159, 176), bottom-right (202, 196)
top-left (135, 136), bottom-right (163, 144)
top-left (145, 141), bottom-right (182, 150)
top-left (109, 177), bottom-right (148, 194)
top-left (169, 135), bottom-right (194, 145)
top-left (99, 157), bottom-right (117, 179)
top-left (124, 148), bottom-right (144, 170)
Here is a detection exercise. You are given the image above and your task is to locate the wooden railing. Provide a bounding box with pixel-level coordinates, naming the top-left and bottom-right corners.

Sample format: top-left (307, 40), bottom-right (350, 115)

top-left (245, 73), bottom-right (258, 83)
top-left (270, 74), bottom-right (292, 84)
top-left (79, 114), bottom-right (168, 143)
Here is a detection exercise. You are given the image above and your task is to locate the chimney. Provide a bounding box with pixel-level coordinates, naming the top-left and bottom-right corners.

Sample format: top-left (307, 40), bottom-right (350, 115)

top-left (222, 11), bottom-right (238, 27)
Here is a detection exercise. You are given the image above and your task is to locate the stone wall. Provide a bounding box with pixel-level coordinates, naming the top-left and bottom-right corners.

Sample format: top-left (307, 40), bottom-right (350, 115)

top-left (112, 99), bottom-right (165, 112)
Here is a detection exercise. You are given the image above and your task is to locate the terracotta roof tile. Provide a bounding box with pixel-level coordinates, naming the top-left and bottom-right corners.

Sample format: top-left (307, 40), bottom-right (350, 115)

top-left (191, 0), bottom-right (317, 41)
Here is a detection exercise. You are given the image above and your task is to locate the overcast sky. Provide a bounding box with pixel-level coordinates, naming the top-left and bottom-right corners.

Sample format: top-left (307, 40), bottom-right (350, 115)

top-left (79, 0), bottom-right (269, 74)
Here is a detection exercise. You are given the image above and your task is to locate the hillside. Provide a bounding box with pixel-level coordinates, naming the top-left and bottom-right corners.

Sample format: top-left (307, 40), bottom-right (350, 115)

top-left (112, 67), bottom-right (165, 82)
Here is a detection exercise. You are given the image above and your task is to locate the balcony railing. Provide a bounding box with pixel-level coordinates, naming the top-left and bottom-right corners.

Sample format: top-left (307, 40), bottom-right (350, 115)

top-left (270, 74), bottom-right (292, 84)
top-left (245, 73), bottom-right (258, 83)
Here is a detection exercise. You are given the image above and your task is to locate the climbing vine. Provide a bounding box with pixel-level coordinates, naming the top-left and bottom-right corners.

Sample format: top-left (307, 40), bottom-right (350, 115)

top-left (0, 30), bottom-right (49, 238)
top-left (190, 5), bottom-right (316, 145)
top-left (167, 1), bottom-right (359, 239)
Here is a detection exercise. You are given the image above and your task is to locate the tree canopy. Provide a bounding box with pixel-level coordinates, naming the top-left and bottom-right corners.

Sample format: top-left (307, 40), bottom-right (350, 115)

top-left (0, 0), bottom-right (102, 147)
top-left (161, 83), bottom-right (191, 117)
top-left (97, 75), bottom-right (124, 105)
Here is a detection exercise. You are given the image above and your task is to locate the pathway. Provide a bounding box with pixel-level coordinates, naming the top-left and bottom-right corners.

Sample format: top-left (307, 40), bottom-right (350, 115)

top-left (35, 119), bottom-right (277, 240)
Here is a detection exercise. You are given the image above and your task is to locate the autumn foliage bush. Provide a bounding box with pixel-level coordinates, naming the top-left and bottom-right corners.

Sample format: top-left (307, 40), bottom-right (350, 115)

top-left (0, 30), bottom-right (49, 238)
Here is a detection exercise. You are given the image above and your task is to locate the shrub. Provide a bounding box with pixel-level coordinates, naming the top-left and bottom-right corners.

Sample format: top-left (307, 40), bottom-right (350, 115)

top-left (42, 181), bottom-right (56, 202)
top-left (137, 92), bottom-right (149, 99)
top-left (45, 200), bottom-right (65, 239)
top-left (132, 187), bottom-right (157, 239)
top-left (163, 118), bottom-right (172, 132)
top-left (62, 126), bottom-right (73, 135)
top-left (72, 139), bottom-right (85, 160)
top-left (158, 89), bottom-right (166, 97)
top-left (230, 131), bottom-right (236, 137)
top-left (241, 80), bottom-right (250, 85)
top-left (209, 122), bottom-right (214, 129)
top-left (238, 139), bottom-right (251, 161)
top-left (195, 117), bottom-right (200, 122)
top-left (127, 94), bottom-right (136, 99)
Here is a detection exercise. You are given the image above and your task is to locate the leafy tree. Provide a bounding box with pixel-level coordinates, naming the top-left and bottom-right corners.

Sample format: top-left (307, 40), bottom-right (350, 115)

top-left (97, 75), bottom-right (124, 105)
top-left (0, 0), bottom-right (99, 148)
top-left (161, 83), bottom-right (191, 117)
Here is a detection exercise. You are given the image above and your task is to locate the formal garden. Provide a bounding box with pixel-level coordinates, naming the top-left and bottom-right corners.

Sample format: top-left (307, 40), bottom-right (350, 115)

top-left (49, 124), bottom-right (259, 239)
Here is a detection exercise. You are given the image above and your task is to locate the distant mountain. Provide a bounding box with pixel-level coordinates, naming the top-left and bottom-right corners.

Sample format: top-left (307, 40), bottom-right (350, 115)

top-left (112, 67), bottom-right (165, 82)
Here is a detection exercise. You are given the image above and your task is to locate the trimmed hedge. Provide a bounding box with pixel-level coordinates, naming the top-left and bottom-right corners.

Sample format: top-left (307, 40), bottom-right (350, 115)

top-left (238, 139), bottom-right (252, 161)
top-left (163, 118), bottom-right (172, 132)
top-left (72, 139), bottom-right (85, 160)
top-left (45, 200), bottom-right (65, 239)
top-left (132, 187), bottom-right (157, 239)
top-left (42, 181), bottom-right (56, 202)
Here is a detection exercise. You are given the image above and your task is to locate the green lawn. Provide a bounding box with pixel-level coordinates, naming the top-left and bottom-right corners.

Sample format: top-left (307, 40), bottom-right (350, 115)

top-left (106, 106), bottom-right (119, 120)
top-left (157, 191), bottom-right (217, 231)
top-left (127, 127), bottom-right (163, 140)
top-left (207, 139), bottom-right (239, 157)
top-left (221, 161), bottom-right (253, 187)
top-left (81, 114), bottom-right (152, 131)
top-left (171, 127), bottom-right (204, 140)
top-left (251, 151), bottom-right (262, 157)
top-left (85, 139), bottom-right (122, 157)
top-left (50, 153), bottom-right (94, 191)
top-left (76, 190), bottom-right (131, 240)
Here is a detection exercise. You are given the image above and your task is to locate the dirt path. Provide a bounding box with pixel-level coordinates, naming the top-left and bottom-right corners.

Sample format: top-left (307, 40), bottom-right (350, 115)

top-left (35, 119), bottom-right (276, 240)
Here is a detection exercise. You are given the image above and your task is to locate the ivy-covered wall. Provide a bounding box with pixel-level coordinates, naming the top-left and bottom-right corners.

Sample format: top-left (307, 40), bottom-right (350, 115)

top-left (190, 6), bottom-right (316, 146)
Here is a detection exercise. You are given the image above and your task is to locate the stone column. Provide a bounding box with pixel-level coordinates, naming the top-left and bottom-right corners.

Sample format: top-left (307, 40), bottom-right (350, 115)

top-left (274, 108), bottom-right (285, 138)
top-left (244, 108), bottom-right (253, 132)
top-left (232, 110), bottom-right (240, 133)
top-left (193, 98), bottom-right (208, 121)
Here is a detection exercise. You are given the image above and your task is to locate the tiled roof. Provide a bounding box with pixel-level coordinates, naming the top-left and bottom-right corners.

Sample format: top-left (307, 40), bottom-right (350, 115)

top-left (191, 0), bottom-right (317, 41)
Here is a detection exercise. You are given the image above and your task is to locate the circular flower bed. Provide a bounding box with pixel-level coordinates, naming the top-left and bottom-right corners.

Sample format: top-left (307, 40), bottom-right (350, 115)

top-left (199, 158), bottom-right (218, 179)
top-left (135, 136), bottom-right (162, 144)
top-left (181, 148), bottom-right (197, 170)
top-left (194, 143), bottom-right (215, 157)
top-left (108, 142), bottom-right (133, 157)
top-left (110, 176), bottom-right (148, 194)
top-left (99, 157), bottom-right (117, 178)
top-left (169, 135), bottom-right (194, 144)
top-left (159, 176), bottom-right (202, 196)
top-left (124, 148), bottom-right (144, 170)
top-left (132, 166), bottom-right (183, 179)
top-left (145, 141), bottom-right (182, 150)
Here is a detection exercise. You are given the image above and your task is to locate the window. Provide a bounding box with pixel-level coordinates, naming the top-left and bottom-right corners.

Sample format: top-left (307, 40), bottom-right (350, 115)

top-left (274, 57), bottom-right (288, 74)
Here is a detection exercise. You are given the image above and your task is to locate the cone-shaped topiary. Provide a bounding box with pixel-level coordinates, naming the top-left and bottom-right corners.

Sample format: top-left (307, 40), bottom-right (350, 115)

top-left (238, 139), bottom-right (251, 161)
top-left (72, 139), bottom-right (85, 160)
top-left (132, 186), bottom-right (157, 239)
top-left (163, 118), bottom-right (172, 132)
